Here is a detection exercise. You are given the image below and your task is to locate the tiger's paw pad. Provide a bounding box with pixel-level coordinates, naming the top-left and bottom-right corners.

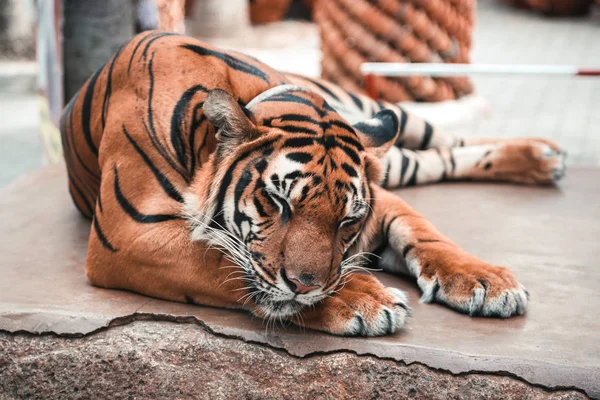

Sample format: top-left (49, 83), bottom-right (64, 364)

top-left (300, 277), bottom-right (411, 337)
top-left (540, 145), bottom-right (567, 182)
top-left (520, 142), bottom-right (566, 184)
top-left (489, 142), bottom-right (567, 184)
top-left (342, 287), bottom-right (410, 336)
top-left (418, 265), bottom-right (528, 318)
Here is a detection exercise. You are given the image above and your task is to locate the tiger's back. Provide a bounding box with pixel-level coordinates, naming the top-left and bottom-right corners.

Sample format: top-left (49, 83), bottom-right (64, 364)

top-left (60, 31), bottom-right (290, 219)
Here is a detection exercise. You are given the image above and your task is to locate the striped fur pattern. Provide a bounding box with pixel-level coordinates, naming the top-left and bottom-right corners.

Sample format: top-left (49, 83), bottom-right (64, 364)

top-left (60, 32), bottom-right (565, 336)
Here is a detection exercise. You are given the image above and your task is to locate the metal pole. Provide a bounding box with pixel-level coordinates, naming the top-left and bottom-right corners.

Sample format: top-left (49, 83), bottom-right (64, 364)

top-left (360, 63), bottom-right (600, 77)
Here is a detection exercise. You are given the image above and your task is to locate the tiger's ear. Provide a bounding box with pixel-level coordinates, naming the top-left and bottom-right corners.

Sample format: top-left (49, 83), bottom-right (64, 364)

top-left (353, 109), bottom-right (400, 158)
top-left (203, 89), bottom-right (259, 148)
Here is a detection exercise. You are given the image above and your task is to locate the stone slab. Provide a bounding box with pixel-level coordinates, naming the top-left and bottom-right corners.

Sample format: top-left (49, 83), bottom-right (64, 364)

top-left (0, 165), bottom-right (598, 397)
top-left (0, 321), bottom-right (589, 399)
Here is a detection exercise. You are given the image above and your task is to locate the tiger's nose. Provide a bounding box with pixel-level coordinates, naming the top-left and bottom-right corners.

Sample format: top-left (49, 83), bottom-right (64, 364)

top-left (281, 269), bottom-right (321, 294)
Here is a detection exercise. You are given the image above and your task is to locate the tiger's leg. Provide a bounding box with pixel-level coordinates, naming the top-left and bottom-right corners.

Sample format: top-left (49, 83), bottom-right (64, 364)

top-left (366, 100), bottom-right (566, 161)
top-left (380, 141), bottom-right (566, 188)
top-left (292, 75), bottom-right (564, 158)
top-left (383, 102), bottom-right (567, 160)
top-left (372, 185), bottom-right (528, 317)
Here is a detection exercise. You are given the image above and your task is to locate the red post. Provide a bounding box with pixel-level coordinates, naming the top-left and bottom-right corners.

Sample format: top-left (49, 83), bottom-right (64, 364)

top-left (364, 74), bottom-right (378, 100)
top-left (577, 69), bottom-right (600, 77)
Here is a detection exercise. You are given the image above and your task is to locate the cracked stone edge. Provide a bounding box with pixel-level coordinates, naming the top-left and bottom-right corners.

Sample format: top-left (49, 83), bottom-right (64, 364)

top-left (0, 312), bottom-right (594, 399)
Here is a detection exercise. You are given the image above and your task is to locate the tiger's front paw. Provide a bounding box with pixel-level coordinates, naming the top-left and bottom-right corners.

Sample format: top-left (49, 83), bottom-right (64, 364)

top-left (295, 274), bottom-right (410, 336)
top-left (418, 262), bottom-right (528, 318)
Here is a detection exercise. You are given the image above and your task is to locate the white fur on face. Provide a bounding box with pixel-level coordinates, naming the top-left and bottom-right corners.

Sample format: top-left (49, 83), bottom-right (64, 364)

top-left (264, 153), bottom-right (308, 197)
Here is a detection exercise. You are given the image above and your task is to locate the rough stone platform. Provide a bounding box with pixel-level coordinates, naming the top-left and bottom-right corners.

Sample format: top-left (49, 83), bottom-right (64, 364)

top-left (0, 166), bottom-right (598, 399)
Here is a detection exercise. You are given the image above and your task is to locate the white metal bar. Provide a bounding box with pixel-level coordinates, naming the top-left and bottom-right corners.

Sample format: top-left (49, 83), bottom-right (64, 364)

top-left (360, 63), bottom-right (583, 77)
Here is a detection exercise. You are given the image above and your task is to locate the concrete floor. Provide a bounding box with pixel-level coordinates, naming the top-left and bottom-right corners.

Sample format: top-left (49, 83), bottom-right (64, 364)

top-left (0, 0), bottom-right (598, 188)
top-left (0, 94), bottom-right (41, 187)
top-left (1, 165), bottom-right (598, 397)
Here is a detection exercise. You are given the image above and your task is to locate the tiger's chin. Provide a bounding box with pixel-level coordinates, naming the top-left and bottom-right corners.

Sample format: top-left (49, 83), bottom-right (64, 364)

top-left (251, 288), bottom-right (326, 319)
top-left (255, 298), bottom-right (305, 319)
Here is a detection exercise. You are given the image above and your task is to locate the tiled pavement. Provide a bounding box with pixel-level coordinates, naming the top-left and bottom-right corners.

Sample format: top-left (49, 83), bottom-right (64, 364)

top-left (0, 62), bottom-right (42, 188)
top-left (465, 0), bottom-right (600, 166)
top-left (0, 1), bottom-right (598, 188)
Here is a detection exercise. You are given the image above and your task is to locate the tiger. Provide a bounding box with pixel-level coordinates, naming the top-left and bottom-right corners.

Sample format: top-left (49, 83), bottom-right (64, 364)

top-left (60, 31), bottom-right (566, 336)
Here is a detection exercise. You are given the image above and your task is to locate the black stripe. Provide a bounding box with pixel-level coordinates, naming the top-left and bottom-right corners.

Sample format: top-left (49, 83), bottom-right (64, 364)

top-left (431, 278), bottom-right (440, 300)
top-left (420, 122), bottom-right (434, 150)
top-left (142, 32), bottom-right (178, 61)
top-left (402, 244), bottom-right (415, 258)
top-left (335, 133), bottom-right (364, 152)
top-left (385, 216), bottom-right (399, 242)
top-left (128, 31), bottom-right (159, 74)
top-left (399, 109), bottom-right (409, 134)
top-left (212, 139), bottom-right (279, 227)
top-left (170, 84), bottom-right (209, 171)
top-left (97, 190), bottom-right (103, 213)
top-left (270, 114), bottom-right (321, 126)
top-left (122, 125), bottom-right (184, 203)
top-left (70, 177), bottom-right (94, 217)
top-left (399, 154), bottom-right (410, 185)
top-left (233, 169), bottom-right (254, 236)
top-left (434, 148), bottom-right (448, 181)
top-left (63, 102), bottom-right (100, 214)
top-left (347, 91), bottom-right (364, 110)
top-left (341, 163), bottom-right (358, 177)
top-left (274, 125), bottom-right (318, 135)
top-left (144, 54), bottom-right (189, 182)
top-left (93, 216), bottom-right (118, 252)
top-left (67, 94), bottom-right (101, 182)
top-left (67, 185), bottom-right (90, 218)
top-left (266, 93), bottom-right (326, 117)
top-left (182, 44), bottom-right (270, 84)
top-left (101, 42), bottom-right (126, 129)
top-left (298, 185), bottom-right (311, 203)
top-left (418, 239), bottom-right (443, 243)
top-left (191, 112), bottom-right (208, 175)
top-left (113, 165), bottom-right (179, 223)
top-left (337, 144), bottom-right (361, 165)
top-left (406, 162), bottom-right (420, 187)
top-left (81, 67), bottom-right (102, 156)
top-left (283, 137), bottom-right (314, 148)
top-left (307, 78), bottom-right (340, 101)
top-left (329, 120), bottom-right (358, 137)
top-left (286, 152), bottom-right (313, 163)
top-left (271, 174), bottom-right (281, 190)
top-left (381, 162), bottom-right (391, 187)
top-left (384, 309), bottom-right (393, 335)
top-left (253, 196), bottom-right (268, 217)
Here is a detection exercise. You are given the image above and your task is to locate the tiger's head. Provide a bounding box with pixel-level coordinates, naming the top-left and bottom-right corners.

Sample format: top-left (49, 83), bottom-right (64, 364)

top-left (185, 85), bottom-right (400, 319)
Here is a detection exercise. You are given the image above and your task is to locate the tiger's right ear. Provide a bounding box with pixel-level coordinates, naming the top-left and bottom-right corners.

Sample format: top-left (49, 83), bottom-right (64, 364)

top-left (203, 89), bottom-right (259, 149)
top-left (353, 109), bottom-right (400, 158)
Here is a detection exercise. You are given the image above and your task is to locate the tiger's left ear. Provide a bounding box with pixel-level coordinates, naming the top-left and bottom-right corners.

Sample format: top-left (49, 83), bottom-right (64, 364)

top-left (203, 89), bottom-right (259, 150)
top-left (353, 109), bottom-right (400, 158)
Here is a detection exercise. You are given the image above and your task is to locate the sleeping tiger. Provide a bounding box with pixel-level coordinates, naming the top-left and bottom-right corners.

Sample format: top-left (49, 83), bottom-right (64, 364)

top-left (60, 31), bottom-right (566, 336)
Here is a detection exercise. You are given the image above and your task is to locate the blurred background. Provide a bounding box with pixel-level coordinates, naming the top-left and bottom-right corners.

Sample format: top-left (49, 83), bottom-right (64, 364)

top-left (0, 0), bottom-right (598, 188)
